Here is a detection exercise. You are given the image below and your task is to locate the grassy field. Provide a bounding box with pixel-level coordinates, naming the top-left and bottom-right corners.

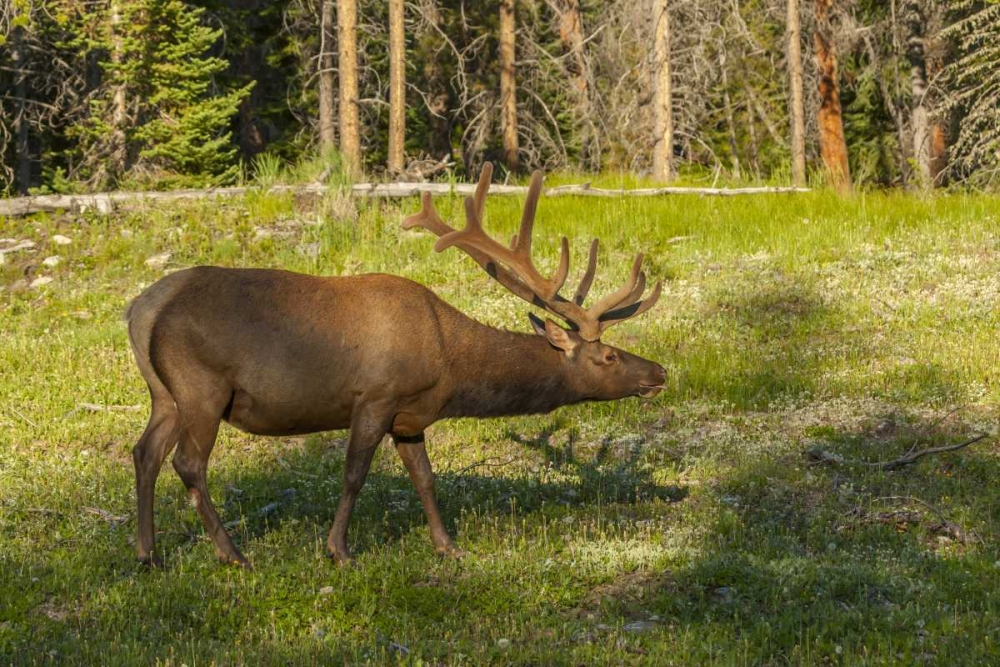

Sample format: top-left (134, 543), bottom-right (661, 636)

top-left (2, 184), bottom-right (1000, 665)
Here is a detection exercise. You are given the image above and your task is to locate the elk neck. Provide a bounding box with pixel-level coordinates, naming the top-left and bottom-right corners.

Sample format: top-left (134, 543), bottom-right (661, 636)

top-left (439, 317), bottom-right (583, 419)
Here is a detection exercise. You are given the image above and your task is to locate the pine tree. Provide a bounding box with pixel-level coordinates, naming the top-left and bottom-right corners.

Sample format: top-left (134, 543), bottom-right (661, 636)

top-left (944, 0), bottom-right (1000, 185)
top-left (70, 0), bottom-right (251, 188)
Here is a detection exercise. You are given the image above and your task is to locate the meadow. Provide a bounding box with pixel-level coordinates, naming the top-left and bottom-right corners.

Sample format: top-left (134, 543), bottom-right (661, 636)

top-left (2, 182), bottom-right (1000, 665)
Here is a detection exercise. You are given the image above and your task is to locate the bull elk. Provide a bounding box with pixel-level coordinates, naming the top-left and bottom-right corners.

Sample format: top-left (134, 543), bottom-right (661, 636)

top-left (126, 164), bottom-right (665, 567)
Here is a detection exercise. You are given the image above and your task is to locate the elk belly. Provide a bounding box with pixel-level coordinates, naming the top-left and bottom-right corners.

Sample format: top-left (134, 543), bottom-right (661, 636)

top-left (224, 387), bottom-right (353, 436)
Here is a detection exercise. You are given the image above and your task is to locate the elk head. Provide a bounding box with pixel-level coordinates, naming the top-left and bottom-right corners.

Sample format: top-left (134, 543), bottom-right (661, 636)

top-left (403, 163), bottom-right (666, 401)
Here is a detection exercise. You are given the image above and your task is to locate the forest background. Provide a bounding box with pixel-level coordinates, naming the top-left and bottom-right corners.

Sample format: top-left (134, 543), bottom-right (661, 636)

top-left (2, 0), bottom-right (999, 196)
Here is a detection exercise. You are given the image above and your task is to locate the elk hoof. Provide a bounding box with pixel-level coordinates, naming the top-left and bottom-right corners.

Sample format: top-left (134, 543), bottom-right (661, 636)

top-left (328, 549), bottom-right (355, 567)
top-left (435, 544), bottom-right (466, 560)
top-left (138, 553), bottom-right (163, 569)
top-left (224, 554), bottom-right (253, 570)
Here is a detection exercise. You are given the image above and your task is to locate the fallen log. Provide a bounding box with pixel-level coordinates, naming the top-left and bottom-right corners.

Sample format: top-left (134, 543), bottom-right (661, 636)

top-left (0, 182), bottom-right (811, 217)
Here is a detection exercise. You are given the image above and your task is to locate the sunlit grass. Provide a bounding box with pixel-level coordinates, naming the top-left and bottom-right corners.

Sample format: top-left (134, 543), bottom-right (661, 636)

top-left (2, 187), bottom-right (1000, 664)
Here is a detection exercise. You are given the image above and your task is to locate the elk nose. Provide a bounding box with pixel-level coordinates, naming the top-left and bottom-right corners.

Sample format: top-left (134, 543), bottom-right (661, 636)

top-left (655, 365), bottom-right (666, 383)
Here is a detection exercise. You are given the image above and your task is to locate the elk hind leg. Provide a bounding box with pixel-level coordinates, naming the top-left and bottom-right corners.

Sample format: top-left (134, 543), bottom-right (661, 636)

top-left (133, 395), bottom-right (181, 566)
top-left (172, 400), bottom-right (249, 568)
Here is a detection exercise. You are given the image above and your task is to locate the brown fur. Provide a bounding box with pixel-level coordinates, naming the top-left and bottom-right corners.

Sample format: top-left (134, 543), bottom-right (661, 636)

top-left (127, 266), bottom-right (665, 567)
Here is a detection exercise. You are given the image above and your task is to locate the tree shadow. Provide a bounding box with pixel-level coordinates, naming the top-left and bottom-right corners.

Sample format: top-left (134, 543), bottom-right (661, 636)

top-left (566, 405), bottom-right (1000, 662)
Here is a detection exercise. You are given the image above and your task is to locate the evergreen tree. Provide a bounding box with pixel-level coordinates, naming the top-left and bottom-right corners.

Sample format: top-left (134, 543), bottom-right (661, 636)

top-left (69, 0), bottom-right (251, 188)
top-left (944, 0), bottom-right (1000, 185)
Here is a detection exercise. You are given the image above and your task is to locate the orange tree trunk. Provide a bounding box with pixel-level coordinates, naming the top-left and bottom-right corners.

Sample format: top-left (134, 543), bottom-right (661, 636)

top-left (813, 0), bottom-right (851, 193)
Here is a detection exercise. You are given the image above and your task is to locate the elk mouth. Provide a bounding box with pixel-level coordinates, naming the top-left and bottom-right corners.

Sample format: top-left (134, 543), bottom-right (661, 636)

top-left (638, 383), bottom-right (664, 398)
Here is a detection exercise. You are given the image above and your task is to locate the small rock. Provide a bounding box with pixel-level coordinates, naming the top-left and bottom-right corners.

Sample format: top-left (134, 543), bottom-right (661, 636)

top-left (42, 255), bottom-right (62, 267)
top-left (386, 640), bottom-right (409, 656)
top-left (712, 586), bottom-right (736, 603)
top-left (120, 229), bottom-right (134, 238)
top-left (70, 311), bottom-right (92, 320)
top-left (254, 227), bottom-right (272, 240)
top-left (298, 242), bottom-right (321, 258)
top-left (0, 240), bottom-right (36, 255)
top-left (52, 235), bottom-right (72, 245)
top-left (145, 252), bottom-right (172, 270)
top-left (624, 620), bottom-right (659, 634)
top-left (496, 638), bottom-right (511, 650)
top-left (318, 586), bottom-right (335, 595)
top-left (30, 276), bottom-right (54, 289)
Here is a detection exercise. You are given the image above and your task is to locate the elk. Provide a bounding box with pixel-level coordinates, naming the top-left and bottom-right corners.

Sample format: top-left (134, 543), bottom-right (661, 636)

top-left (126, 164), bottom-right (665, 568)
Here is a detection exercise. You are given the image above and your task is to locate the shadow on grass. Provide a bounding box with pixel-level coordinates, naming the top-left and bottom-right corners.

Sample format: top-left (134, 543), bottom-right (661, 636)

top-left (670, 270), bottom-right (970, 410)
top-left (573, 407), bottom-right (1000, 663)
top-left (159, 427), bottom-right (688, 562)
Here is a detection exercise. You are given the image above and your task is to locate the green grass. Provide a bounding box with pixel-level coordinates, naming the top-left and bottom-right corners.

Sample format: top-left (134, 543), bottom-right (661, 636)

top-left (2, 187), bottom-right (1000, 665)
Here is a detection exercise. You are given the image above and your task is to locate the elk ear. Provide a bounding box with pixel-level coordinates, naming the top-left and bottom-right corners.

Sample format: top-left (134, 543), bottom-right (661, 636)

top-left (528, 313), bottom-right (579, 354)
top-left (528, 312), bottom-right (547, 336)
top-left (543, 318), bottom-right (580, 354)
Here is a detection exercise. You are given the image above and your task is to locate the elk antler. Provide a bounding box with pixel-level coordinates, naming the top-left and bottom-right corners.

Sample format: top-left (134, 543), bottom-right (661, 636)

top-left (402, 163), bottom-right (661, 341)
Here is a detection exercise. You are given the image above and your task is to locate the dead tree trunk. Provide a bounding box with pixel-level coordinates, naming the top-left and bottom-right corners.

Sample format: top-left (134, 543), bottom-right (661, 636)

top-left (813, 0), bottom-right (851, 194)
top-left (549, 0), bottom-right (595, 167)
top-left (337, 0), bottom-right (361, 175)
top-left (787, 0), bottom-right (807, 186)
top-left (904, 0), bottom-right (933, 189)
top-left (388, 0), bottom-right (406, 173)
top-left (319, 0), bottom-right (337, 150)
top-left (719, 50), bottom-right (741, 178)
top-left (11, 14), bottom-right (30, 194)
top-left (652, 0), bottom-right (674, 182)
top-left (499, 0), bottom-right (519, 171)
top-left (238, 42), bottom-right (266, 158)
top-left (109, 0), bottom-right (128, 180)
top-left (419, 2), bottom-right (451, 160)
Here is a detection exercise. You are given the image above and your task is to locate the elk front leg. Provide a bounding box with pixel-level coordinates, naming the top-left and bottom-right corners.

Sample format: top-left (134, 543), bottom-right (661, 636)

top-left (393, 433), bottom-right (462, 558)
top-left (327, 407), bottom-right (388, 565)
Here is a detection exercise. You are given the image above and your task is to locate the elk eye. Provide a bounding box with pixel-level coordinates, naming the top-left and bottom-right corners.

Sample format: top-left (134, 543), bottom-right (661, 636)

top-left (605, 353), bottom-right (617, 364)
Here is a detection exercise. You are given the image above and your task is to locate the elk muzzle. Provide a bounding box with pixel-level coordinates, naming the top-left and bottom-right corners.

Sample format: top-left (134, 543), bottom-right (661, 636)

top-left (638, 364), bottom-right (667, 398)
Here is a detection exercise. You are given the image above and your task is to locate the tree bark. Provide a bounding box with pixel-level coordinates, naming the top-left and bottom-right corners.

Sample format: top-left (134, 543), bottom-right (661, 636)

top-left (719, 51), bottom-right (741, 178)
top-left (337, 0), bottom-right (361, 174)
top-left (419, 2), bottom-right (451, 160)
top-left (499, 0), bottom-right (519, 171)
top-left (319, 0), bottom-right (337, 150)
top-left (388, 0), bottom-right (406, 173)
top-left (11, 14), bottom-right (30, 194)
top-left (109, 0), bottom-right (128, 180)
top-left (549, 0), bottom-right (595, 168)
top-left (652, 0), bottom-right (674, 182)
top-left (238, 42), bottom-right (266, 158)
top-left (787, 0), bottom-right (807, 186)
top-left (813, 0), bottom-right (851, 194)
top-left (904, 0), bottom-right (931, 189)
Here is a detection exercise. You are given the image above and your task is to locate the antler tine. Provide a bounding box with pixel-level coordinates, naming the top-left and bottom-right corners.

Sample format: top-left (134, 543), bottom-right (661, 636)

top-left (598, 280), bottom-right (663, 332)
top-left (612, 270), bottom-right (646, 311)
top-left (402, 191), bottom-right (456, 237)
top-left (552, 236), bottom-right (570, 297)
top-left (587, 253), bottom-right (644, 318)
top-left (513, 170), bottom-right (544, 257)
top-left (573, 239), bottom-right (599, 306)
top-left (403, 163), bottom-right (662, 338)
top-left (473, 162), bottom-right (493, 220)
